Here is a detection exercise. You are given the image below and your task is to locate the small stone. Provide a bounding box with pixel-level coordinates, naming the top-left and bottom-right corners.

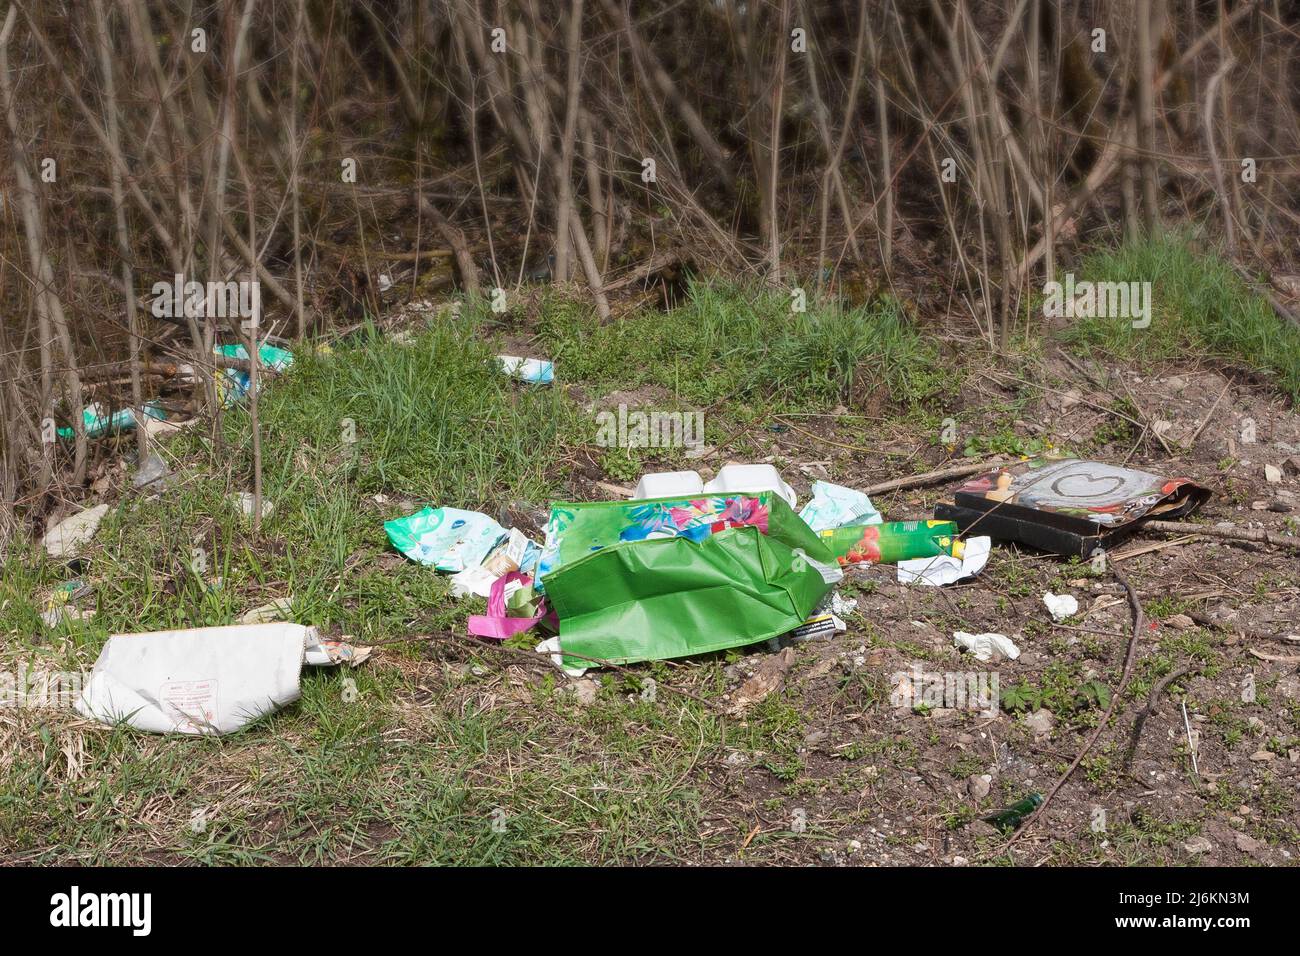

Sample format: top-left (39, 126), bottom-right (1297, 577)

top-left (1264, 464), bottom-right (1283, 483)
top-left (1235, 832), bottom-right (1262, 853)
top-left (569, 678), bottom-right (600, 707)
top-left (1023, 708), bottom-right (1055, 735)
top-left (967, 774), bottom-right (992, 800)
top-left (1182, 836), bottom-right (1213, 855)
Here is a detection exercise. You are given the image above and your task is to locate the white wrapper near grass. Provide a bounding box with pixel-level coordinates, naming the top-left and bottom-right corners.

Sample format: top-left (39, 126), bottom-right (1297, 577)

top-left (449, 528), bottom-right (538, 598)
top-left (1043, 592), bottom-right (1080, 622)
top-left (536, 635), bottom-right (587, 677)
top-left (75, 623), bottom-right (367, 735)
top-left (230, 492), bottom-right (274, 520)
top-left (953, 631), bottom-right (1021, 663)
top-left (898, 536), bottom-right (992, 586)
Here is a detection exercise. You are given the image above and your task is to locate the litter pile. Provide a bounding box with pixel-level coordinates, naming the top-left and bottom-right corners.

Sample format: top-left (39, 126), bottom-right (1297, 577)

top-left (380, 457), bottom-right (1211, 679)
top-left (60, 442), bottom-right (1214, 736)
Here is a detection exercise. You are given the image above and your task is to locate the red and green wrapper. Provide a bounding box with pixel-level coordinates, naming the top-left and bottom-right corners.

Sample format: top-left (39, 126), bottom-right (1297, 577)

top-left (819, 520), bottom-right (963, 566)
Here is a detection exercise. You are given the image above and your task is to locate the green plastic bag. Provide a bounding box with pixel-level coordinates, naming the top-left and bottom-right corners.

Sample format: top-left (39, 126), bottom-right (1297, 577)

top-left (542, 495), bottom-right (840, 666)
top-left (537, 490), bottom-right (787, 591)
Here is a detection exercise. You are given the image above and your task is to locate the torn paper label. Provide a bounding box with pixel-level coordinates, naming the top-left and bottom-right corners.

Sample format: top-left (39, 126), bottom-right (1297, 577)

top-left (787, 612), bottom-right (846, 642)
top-left (303, 633), bottom-right (373, 668)
top-left (160, 680), bottom-right (219, 733)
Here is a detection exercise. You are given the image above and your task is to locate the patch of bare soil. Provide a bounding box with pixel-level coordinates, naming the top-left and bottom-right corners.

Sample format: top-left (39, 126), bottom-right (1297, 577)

top-left (673, 353), bottom-right (1299, 865)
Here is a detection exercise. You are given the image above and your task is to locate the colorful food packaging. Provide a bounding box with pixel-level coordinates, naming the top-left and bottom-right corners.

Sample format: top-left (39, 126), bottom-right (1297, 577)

top-left (818, 520), bottom-right (964, 565)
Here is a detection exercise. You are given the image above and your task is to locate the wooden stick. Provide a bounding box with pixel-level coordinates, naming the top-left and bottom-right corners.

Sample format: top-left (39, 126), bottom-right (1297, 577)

top-left (862, 458), bottom-right (1011, 496)
top-left (418, 195), bottom-right (482, 297)
top-left (1141, 519), bottom-right (1300, 553)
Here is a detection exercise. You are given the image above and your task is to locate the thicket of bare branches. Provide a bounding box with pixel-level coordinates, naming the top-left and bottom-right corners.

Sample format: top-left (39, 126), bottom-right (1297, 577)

top-left (2, 0), bottom-right (1298, 550)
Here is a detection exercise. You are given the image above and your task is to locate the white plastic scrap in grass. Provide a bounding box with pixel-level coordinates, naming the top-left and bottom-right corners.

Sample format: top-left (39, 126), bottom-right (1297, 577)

top-left (497, 355), bottom-right (554, 385)
top-left (536, 635), bottom-right (587, 677)
top-left (231, 492), bottom-right (274, 520)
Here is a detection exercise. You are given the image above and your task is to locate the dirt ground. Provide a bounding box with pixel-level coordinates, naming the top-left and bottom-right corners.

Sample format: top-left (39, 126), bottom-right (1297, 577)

top-left (561, 353), bottom-right (1300, 865)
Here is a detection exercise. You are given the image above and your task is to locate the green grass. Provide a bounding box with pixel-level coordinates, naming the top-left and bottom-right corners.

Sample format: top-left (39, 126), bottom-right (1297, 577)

top-left (4, 273), bottom-right (1294, 865)
top-left (0, 303), bottom-right (765, 865)
top-left (1059, 233), bottom-right (1300, 400)
top-left (537, 278), bottom-right (944, 410)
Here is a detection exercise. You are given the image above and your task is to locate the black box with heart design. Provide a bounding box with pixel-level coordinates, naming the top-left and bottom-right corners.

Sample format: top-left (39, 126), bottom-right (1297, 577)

top-left (934, 458), bottom-right (1211, 558)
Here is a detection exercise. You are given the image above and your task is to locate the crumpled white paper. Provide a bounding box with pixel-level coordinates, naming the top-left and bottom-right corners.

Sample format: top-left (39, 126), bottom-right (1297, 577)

top-left (898, 536), bottom-right (992, 586)
top-left (953, 631), bottom-right (1021, 663)
top-left (1043, 592), bottom-right (1079, 622)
